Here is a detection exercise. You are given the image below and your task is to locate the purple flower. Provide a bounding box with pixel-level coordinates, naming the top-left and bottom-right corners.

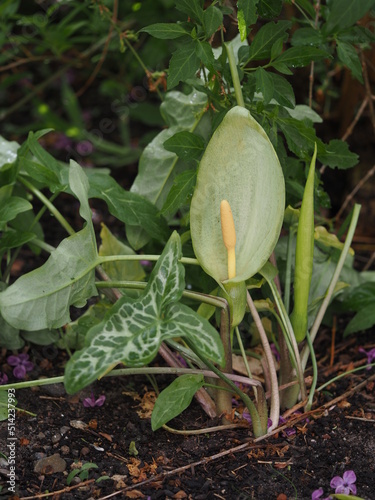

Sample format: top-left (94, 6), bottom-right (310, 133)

top-left (0, 373), bottom-right (8, 385)
top-left (83, 392), bottom-right (106, 408)
top-left (7, 354), bottom-right (34, 379)
top-left (330, 470), bottom-right (357, 495)
top-left (76, 140), bottom-right (94, 156)
top-left (311, 487), bottom-right (331, 500)
top-left (359, 347), bottom-right (375, 369)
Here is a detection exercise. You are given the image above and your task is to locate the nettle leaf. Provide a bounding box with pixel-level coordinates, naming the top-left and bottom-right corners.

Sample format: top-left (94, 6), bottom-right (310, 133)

top-left (269, 73), bottom-right (295, 108)
top-left (325, 0), bottom-right (375, 34)
top-left (140, 23), bottom-right (190, 39)
top-left (203, 5), bottom-right (222, 38)
top-left (276, 116), bottom-right (320, 160)
top-left (64, 232), bottom-right (224, 394)
top-left (195, 40), bottom-right (216, 71)
top-left (318, 139), bottom-right (358, 169)
top-left (247, 21), bottom-right (291, 61)
top-left (291, 27), bottom-right (324, 47)
top-left (0, 197), bottom-right (32, 230)
top-left (161, 169), bottom-right (196, 217)
top-left (255, 67), bottom-right (274, 105)
top-left (0, 161), bottom-right (99, 330)
top-left (336, 40), bottom-right (363, 82)
top-left (163, 131), bottom-right (205, 161)
top-left (167, 41), bottom-right (201, 89)
top-left (87, 170), bottom-right (170, 243)
top-left (273, 46), bottom-right (329, 69)
top-left (151, 374), bottom-right (204, 430)
top-left (237, 0), bottom-right (258, 41)
top-left (256, 0), bottom-right (283, 19)
top-left (175, 0), bottom-right (204, 24)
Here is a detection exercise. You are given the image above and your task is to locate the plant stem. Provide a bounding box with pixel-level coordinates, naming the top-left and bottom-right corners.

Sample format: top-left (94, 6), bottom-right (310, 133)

top-left (0, 368), bottom-right (263, 392)
top-left (247, 290), bottom-right (279, 431)
top-left (300, 204), bottom-right (361, 370)
top-left (216, 307), bottom-right (234, 422)
top-left (19, 177), bottom-right (75, 236)
top-left (225, 42), bottom-right (245, 107)
top-left (96, 280), bottom-right (227, 309)
top-left (305, 332), bottom-right (317, 411)
top-left (98, 255), bottom-right (199, 266)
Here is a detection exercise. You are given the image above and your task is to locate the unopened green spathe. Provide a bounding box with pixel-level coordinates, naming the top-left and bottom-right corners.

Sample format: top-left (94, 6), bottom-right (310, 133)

top-left (190, 106), bottom-right (285, 286)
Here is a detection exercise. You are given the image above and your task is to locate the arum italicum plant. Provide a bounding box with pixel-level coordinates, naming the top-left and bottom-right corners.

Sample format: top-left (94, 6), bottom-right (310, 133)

top-left (190, 105), bottom-right (285, 433)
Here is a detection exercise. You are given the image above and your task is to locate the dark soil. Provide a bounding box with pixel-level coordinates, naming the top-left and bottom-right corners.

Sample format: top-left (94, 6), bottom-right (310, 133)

top-left (1, 334), bottom-right (375, 500)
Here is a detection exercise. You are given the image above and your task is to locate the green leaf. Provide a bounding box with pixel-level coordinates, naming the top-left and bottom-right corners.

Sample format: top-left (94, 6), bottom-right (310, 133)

top-left (0, 197), bottom-right (32, 230)
top-left (248, 21), bottom-right (291, 61)
top-left (203, 5), bottom-right (222, 38)
top-left (273, 46), bottom-right (329, 68)
top-left (151, 374), bottom-right (204, 430)
top-left (167, 42), bottom-right (201, 89)
top-left (161, 169), bottom-right (196, 217)
top-left (0, 162), bottom-right (99, 330)
top-left (255, 67), bottom-right (274, 105)
top-left (195, 40), bottom-right (216, 71)
top-left (140, 23), bottom-right (190, 39)
top-left (163, 131), bottom-right (205, 161)
top-left (175, 0), bottom-right (204, 24)
top-left (0, 229), bottom-right (36, 253)
top-left (0, 312), bottom-right (22, 349)
top-left (325, 0), bottom-right (375, 33)
top-left (276, 116), bottom-right (320, 159)
top-left (291, 27), bottom-right (324, 47)
top-left (268, 73), bottom-right (295, 108)
top-left (237, 0), bottom-right (258, 41)
top-left (64, 232), bottom-right (224, 393)
top-left (128, 90), bottom-right (208, 249)
top-left (336, 40), bottom-right (363, 82)
top-left (317, 139), bottom-right (358, 169)
top-left (256, 0), bottom-right (283, 19)
top-left (21, 329), bottom-right (59, 346)
top-left (86, 170), bottom-right (170, 243)
top-left (344, 303), bottom-right (375, 336)
top-left (98, 224), bottom-right (146, 282)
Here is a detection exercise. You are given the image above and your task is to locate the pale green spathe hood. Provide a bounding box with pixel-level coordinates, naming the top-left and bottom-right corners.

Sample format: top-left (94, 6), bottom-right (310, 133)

top-left (190, 106), bottom-right (285, 285)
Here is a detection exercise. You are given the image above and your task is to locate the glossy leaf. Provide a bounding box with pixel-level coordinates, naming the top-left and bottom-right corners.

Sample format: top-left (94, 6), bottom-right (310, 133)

top-left (0, 161), bottom-right (99, 330)
top-left (190, 106), bottom-right (285, 285)
top-left (336, 40), bottom-right (363, 82)
top-left (0, 197), bottom-right (32, 230)
top-left (64, 232), bottom-right (224, 394)
top-left (175, 0), bottom-right (204, 24)
top-left (151, 374), bottom-right (204, 430)
top-left (203, 5), bottom-right (222, 38)
top-left (237, 0), bottom-right (258, 40)
top-left (256, 0), bottom-right (283, 18)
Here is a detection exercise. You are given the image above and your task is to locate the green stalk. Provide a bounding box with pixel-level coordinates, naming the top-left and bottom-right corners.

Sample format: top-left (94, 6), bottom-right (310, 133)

top-left (305, 332), bottom-right (317, 411)
top-left (290, 144), bottom-right (317, 342)
top-left (247, 290), bottom-right (279, 431)
top-left (300, 203), bottom-right (361, 370)
top-left (225, 42), bottom-right (245, 107)
top-left (19, 176), bottom-right (75, 236)
top-left (284, 228), bottom-right (294, 314)
top-left (98, 255), bottom-right (199, 266)
top-left (216, 307), bottom-right (234, 422)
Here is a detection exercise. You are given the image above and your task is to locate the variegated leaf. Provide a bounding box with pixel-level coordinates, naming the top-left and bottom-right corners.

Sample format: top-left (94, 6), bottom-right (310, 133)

top-left (64, 232), bottom-right (224, 394)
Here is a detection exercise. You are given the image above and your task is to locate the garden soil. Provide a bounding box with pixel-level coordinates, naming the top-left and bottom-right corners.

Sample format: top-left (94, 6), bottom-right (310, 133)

top-left (0, 331), bottom-right (374, 500)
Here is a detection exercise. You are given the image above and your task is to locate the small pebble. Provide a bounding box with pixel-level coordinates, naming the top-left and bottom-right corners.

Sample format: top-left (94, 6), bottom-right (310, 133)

top-left (34, 453), bottom-right (67, 474)
top-left (51, 433), bottom-right (61, 444)
top-left (60, 426), bottom-right (70, 435)
top-left (80, 447), bottom-right (90, 456)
